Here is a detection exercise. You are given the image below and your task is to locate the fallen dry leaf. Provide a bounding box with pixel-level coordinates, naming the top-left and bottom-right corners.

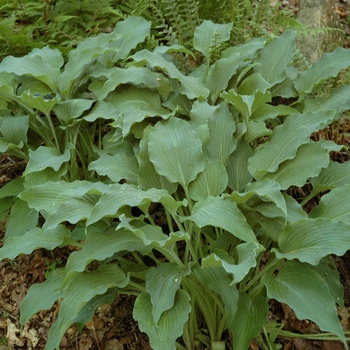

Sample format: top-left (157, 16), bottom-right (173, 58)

top-left (6, 319), bottom-right (24, 347)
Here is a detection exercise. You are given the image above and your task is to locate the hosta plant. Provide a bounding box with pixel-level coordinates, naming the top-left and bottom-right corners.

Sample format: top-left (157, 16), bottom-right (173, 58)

top-left (1, 16), bottom-right (350, 350)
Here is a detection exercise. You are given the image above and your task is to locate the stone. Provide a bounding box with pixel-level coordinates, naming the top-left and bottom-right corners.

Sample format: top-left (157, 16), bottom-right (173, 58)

top-left (296, 0), bottom-right (344, 63)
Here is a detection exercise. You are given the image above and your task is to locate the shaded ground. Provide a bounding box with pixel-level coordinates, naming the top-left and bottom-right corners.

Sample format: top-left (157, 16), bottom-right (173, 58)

top-left (1, 1), bottom-right (350, 349)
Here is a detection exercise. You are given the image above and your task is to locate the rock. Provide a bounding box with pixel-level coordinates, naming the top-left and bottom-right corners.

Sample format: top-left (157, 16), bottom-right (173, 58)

top-left (296, 0), bottom-right (344, 63)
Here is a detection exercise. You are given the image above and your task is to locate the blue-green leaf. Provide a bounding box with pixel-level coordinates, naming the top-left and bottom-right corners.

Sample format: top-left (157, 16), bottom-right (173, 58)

top-left (188, 196), bottom-right (257, 242)
top-left (253, 30), bottom-right (296, 85)
top-left (46, 264), bottom-right (129, 350)
top-left (133, 290), bottom-right (191, 350)
top-left (193, 21), bottom-right (233, 62)
top-left (188, 159), bottom-right (228, 201)
top-left (262, 260), bottom-right (347, 347)
top-left (148, 117), bottom-right (205, 188)
top-left (272, 218), bottom-right (350, 265)
top-left (231, 293), bottom-right (268, 349)
top-left (248, 111), bottom-right (335, 178)
top-left (202, 242), bottom-right (265, 284)
top-left (146, 263), bottom-right (190, 325)
top-left (24, 144), bottom-right (72, 175)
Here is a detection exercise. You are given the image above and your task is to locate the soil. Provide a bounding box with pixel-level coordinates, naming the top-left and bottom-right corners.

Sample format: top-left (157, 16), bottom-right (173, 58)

top-left (1, 1), bottom-right (350, 349)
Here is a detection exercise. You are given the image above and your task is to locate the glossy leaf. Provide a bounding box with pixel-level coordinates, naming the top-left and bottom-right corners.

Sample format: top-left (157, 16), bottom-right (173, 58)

top-left (133, 290), bottom-right (191, 350)
top-left (262, 260), bottom-right (346, 346)
top-left (272, 218), bottom-right (350, 265)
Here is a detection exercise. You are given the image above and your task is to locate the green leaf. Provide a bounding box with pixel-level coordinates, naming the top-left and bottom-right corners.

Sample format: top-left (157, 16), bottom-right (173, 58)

top-left (263, 141), bottom-right (330, 190)
top-left (221, 88), bottom-right (271, 120)
top-left (18, 180), bottom-right (110, 216)
top-left (20, 91), bottom-right (60, 117)
top-left (193, 265), bottom-right (239, 326)
top-left (310, 184), bottom-right (350, 225)
top-left (206, 102), bottom-right (236, 164)
top-left (310, 161), bottom-right (350, 190)
top-left (294, 47), bottom-right (350, 98)
top-left (204, 52), bottom-right (242, 103)
top-left (253, 30), bottom-right (296, 85)
top-left (248, 110), bottom-right (335, 178)
top-left (231, 293), bottom-right (268, 349)
top-left (89, 66), bottom-right (171, 100)
top-left (133, 290), bottom-right (191, 350)
top-left (188, 159), bottom-right (228, 201)
top-left (20, 267), bottom-right (66, 327)
top-left (262, 260), bottom-right (347, 347)
top-left (108, 87), bottom-right (173, 137)
top-left (237, 73), bottom-right (272, 95)
top-left (46, 264), bottom-right (129, 350)
top-left (0, 178), bottom-right (24, 199)
top-left (193, 20), bottom-right (233, 62)
top-left (304, 84), bottom-right (350, 115)
top-left (82, 100), bottom-right (118, 122)
top-left (146, 263), bottom-right (190, 325)
top-left (272, 218), bottom-right (350, 265)
top-left (0, 46), bottom-right (62, 92)
top-left (244, 120), bottom-right (271, 144)
top-left (230, 179), bottom-right (287, 217)
top-left (24, 144), bottom-right (72, 176)
top-left (311, 257), bottom-right (344, 308)
top-left (188, 196), bottom-right (257, 242)
top-left (87, 185), bottom-right (182, 226)
top-left (59, 16), bottom-right (150, 98)
top-left (202, 242), bottom-right (265, 284)
top-left (0, 115), bottom-right (28, 146)
top-left (73, 288), bottom-right (119, 330)
top-left (53, 99), bottom-right (94, 123)
top-left (0, 225), bottom-right (75, 260)
top-left (5, 199), bottom-right (38, 238)
top-left (65, 226), bottom-right (152, 280)
top-left (88, 151), bottom-right (139, 184)
top-left (42, 194), bottom-right (98, 231)
top-left (0, 71), bottom-right (18, 100)
top-left (148, 117), bottom-right (205, 188)
top-left (226, 137), bottom-right (254, 192)
top-left (132, 50), bottom-right (209, 100)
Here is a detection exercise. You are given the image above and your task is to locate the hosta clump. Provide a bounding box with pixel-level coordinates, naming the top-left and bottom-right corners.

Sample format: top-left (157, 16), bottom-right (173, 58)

top-left (1, 16), bottom-right (350, 350)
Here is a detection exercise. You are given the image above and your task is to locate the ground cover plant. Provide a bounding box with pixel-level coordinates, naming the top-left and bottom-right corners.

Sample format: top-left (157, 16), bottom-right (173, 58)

top-left (1, 15), bottom-right (350, 350)
top-left (0, 0), bottom-right (307, 61)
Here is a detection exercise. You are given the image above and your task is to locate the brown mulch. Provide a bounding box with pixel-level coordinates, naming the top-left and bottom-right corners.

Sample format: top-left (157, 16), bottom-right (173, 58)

top-left (1, 1), bottom-right (350, 349)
